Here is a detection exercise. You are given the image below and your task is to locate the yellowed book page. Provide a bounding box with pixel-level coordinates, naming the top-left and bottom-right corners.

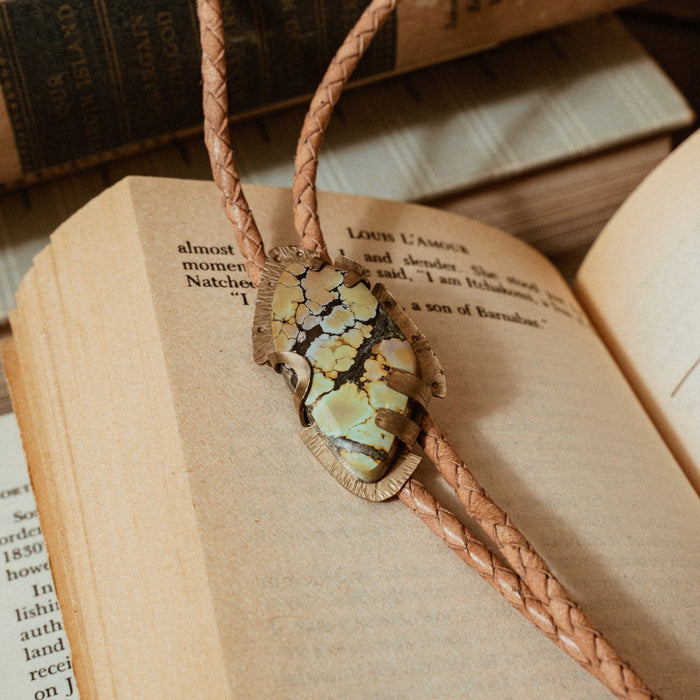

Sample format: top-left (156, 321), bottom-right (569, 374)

top-left (7, 260), bottom-right (107, 699)
top-left (26, 188), bottom-right (231, 698)
top-left (0, 409), bottom-right (77, 699)
top-left (576, 130), bottom-right (700, 494)
top-left (115, 177), bottom-right (697, 697)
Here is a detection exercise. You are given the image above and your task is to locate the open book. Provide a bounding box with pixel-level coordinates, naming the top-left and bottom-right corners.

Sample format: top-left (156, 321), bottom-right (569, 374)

top-left (3, 131), bottom-right (699, 698)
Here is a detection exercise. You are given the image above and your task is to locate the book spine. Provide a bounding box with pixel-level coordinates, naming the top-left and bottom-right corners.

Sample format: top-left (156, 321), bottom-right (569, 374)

top-left (0, 0), bottom-right (634, 188)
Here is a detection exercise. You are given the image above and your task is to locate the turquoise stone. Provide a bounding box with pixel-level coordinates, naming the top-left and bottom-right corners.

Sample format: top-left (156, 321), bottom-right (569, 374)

top-left (270, 261), bottom-right (417, 482)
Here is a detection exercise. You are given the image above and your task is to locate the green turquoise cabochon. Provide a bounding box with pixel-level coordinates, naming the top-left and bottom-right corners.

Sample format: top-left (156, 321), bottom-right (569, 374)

top-left (253, 247), bottom-right (445, 500)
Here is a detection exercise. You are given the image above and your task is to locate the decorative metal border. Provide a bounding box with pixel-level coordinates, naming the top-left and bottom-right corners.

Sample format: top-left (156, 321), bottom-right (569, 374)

top-left (372, 283), bottom-right (446, 399)
top-left (302, 425), bottom-right (424, 501)
top-left (251, 246), bottom-right (446, 501)
top-left (252, 246), bottom-right (321, 365)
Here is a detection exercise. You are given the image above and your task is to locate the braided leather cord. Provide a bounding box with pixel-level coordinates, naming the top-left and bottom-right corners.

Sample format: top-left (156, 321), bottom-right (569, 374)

top-left (416, 415), bottom-right (654, 699)
top-left (197, 0), bottom-right (657, 696)
top-left (198, 0), bottom-right (266, 286)
top-left (396, 481), bottom-right (651, 700)
top-left (292, 0), bottom-right (398, 259)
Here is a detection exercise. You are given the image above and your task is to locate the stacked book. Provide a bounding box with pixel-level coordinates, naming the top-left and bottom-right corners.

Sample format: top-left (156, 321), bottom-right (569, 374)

top-left (0, 15), bottom-right (693, 324)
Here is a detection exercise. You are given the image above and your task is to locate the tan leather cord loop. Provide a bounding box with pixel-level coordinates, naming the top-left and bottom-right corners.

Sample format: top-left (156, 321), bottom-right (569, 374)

top-left (397, 479), bottom-right (564, 637)
top-left (197, 0), bottom-right (266, 286)
top-left (396, 479), bottom-right (652, 699)
top-left (292, 0), bottom-right (398, 259)
top-left (416, 415), bottom-right (656, 699)
top-left (197, 0), bottom-right (658, 697)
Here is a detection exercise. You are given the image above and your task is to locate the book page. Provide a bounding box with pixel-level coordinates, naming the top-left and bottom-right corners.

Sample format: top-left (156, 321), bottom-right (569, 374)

top-left (0, 412), bottom-right (77, 699)
top-left (122, 178), bottom-right (697, 697)
top-left (576, 130), bottom-right (700, 493)
top-left (8, 176), bottom-right (698, 696)
top-left (8, 186), bottom-right (232, 698)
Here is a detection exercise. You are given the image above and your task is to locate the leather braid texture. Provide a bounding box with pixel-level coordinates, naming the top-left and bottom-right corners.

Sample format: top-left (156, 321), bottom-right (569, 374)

top-left (415, 415), bottom-right (656, 699)
top-left (197, 0), bottom-right (658, 696)
top-left (292, 0), bottom-right (397, 259)
top-left (198, 0), bottom-right (266, 286)
top-left (396, 481), bottom-right (648, 700)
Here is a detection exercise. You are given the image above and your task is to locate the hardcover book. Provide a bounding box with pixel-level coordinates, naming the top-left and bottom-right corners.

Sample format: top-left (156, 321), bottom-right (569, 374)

top-left (2, 131), bottom-right (699, 697)
top-left (0, 0), bottom-right (638, 187)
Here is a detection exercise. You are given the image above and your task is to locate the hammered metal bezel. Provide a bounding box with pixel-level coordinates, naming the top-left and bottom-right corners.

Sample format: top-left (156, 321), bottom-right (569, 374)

top-left (301, 425), bottom-right (425, 501)
top-left (252, 245), bottom-right (445, 501)
top-left (252, 246), bottom-right (321, 365)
